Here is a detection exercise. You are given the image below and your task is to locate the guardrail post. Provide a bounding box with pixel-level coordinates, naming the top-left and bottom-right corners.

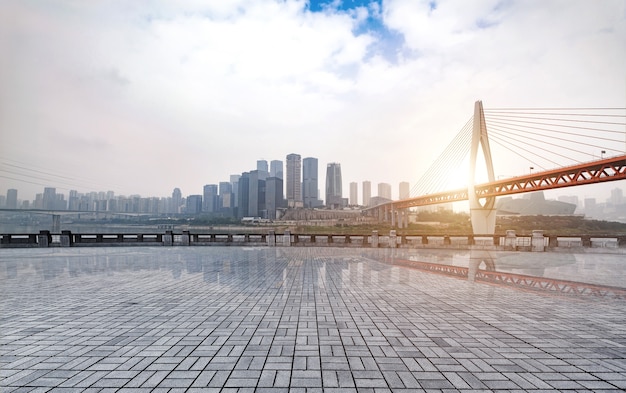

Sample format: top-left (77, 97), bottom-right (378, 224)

top-left (163, 230), bottom-right (173, 246)
top-left (548, 235), bottom-right (558, 248)
top-left (421, 235), bottom-right (428, 245)
top-left (581, 235), bottom-right (591, 247)
top-left (284, 230), bottom-right (291, 246)
top-left (182, 231), bottom-right (190, 246)
top-left (531, 230), bottom-right (545, 252)
top-left (504, 230), bottom-right (516, 250)
top-left (389, 230), bottom-right (397, 248)
top-left (38, 230), bottom-right (50, 247)
top-left (268, 231), bottom-right (276, 247)
top-left (60, 230), bottom-right (72, 247)
top-left (372, 230), bottom-right (379, 248)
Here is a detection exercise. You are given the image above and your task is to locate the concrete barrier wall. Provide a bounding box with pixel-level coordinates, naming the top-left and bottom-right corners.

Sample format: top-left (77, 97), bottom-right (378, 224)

top-left (1, 230), bottom-right (625, 250)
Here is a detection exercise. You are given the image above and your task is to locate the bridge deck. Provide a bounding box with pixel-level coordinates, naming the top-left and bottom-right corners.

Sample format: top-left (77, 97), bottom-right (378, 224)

top-left (1, 247), bottom-right (625, 391)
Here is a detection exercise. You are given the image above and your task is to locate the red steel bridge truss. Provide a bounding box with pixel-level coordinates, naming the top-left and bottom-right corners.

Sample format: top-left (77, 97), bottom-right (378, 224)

top-left (368, 155), bottom-right (626, 212)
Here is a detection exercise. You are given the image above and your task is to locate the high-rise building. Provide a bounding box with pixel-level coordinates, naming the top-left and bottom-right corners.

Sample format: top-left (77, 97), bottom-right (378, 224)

top-left (6, 189), bottom-right (17, 209)
top-left (265, 177), bottom-right (284, 220)
top-left (270, 160), bottom-right (283, 179)
top-left (43, 187), bottom-right (56, 210)
top-left (171, 188), bottom-right (182, 214)
top-left (257, 160), bottom-right (269, 180)
top-left (230, 175), bottom-right (240, 208)
top-left (363, 181), bottom-right (371, 207)
top-left (349, 182), bottom-right (358, 206)
top-left (399, 182), bottom-right (410, 200)
top-left (186, 195), bottom-right (203, 214)
top-left (203, 184), bottom-right (218, 213)
top-left (286, 153), bottom-right (302, 208)
top-left (247, 170), bottom-right (264, 217)
top-left (378, 183), bottom-right (392, 200)
top-left (610, 188), bottom-right (624, 205)
top-left (325, 163), bottom-right (343, 209)
top-left (303, 157), bottom-right (322, 208)
top-left (237, 173), bottom-right (250, 218)
top-left (219, 181), bottom-right (233, 213)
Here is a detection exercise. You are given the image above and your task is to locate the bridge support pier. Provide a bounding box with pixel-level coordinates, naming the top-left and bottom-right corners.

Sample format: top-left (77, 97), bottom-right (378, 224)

top-left (470, 207), bottom-right (497, 236)
top-left (52, 214), bottom-right (61, 233)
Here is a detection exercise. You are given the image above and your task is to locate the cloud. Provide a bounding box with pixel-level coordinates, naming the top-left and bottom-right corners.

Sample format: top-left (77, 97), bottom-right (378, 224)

top-left (1, 0), bottom-right (624, 202)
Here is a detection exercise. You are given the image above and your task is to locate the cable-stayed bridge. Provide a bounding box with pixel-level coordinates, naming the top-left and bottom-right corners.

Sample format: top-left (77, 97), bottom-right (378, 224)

top-left (365, 101), bottom-right (626, 234)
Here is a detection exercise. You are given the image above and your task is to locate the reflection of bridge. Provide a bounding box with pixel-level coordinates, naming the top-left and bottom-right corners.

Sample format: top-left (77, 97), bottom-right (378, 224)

top-left (365, 101), bottom-right (626, 233)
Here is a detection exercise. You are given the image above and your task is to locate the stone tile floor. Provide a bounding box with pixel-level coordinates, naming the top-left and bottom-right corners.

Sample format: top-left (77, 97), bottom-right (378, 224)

top-left (1, 247), bottom-right (625, 392)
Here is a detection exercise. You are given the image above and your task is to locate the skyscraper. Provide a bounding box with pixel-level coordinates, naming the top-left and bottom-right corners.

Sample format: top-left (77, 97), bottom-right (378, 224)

top-left (363, 181), bottom-right (371, 207)
top-left (378, 183), bottom-right (392, 200)
top-left (399, 181), bottom-right (410, 200)
top-left (43, 187), bottom-right (56, 210)
top-left (230, 174), bottom-right (240, 208)
top-left (237, 173), bottom-right (250, 218)
top-left (203, 184), bottom-right (218, 213)
top-left (303, 157), bottom-right (322, 208)
top-left (6, 189), bottom-right (17, 209)
top-left (265, 176), bottom-right (284, 220)
top-left (286, 153), bottom-right (302, 208)
top-left (257, 160), bottom-right (268, 180)
top-left (270, 160), bottom-right (283, 179)
top-left (219, 181), bottom-right (233, 212)
top-left (171, 188), bottom-right (182, 214)
top-left (186, 195), bottom-right (203, 214)
top-left (325, 163), bottom-right (343, 209)
top-left (349, 182), bottom-right (358, 206)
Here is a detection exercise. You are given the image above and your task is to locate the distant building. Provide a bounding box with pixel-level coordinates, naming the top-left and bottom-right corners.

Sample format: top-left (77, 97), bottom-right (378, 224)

top-left (377, 183), bottom-right (392, 200)
top-left (6, 189), bottom-right (17, 209)
top-left (399, 182), bottom-right (410, 200)
top-left (270, 160), bottom-right (283, 179)
top-left (363, 181), bottom-right (371, 207)
top-left (237, 172), bottom-right (250, 218)
top-left (186, 195), bottom-right (203, 214)
top-left (230, 175), bottom-right (240, 208)
top-left (257, 160), bottom-right (268, 180)
top-left (171, 188), bottom-right (182, 214)
top-left (610, 188), bottom-right (623, 206)
top-left (303, 157), bottom-right (322, 208)
top-left (349, 182), bottom-right (358, 206)
top-left (286, 153), bottom-right (302, 208)
top-left (265, 177), bottom-right (284, 220)
top-left (203, 184), bottom-right (218, 213)
top-left (219, 181), bottom-right (233, 215)
top-left (326, 163), bottom-right (344, 209)
top-left (43, 187), bottom-right (56, 210)
top-left (496, 191), bottom-right (576, 215)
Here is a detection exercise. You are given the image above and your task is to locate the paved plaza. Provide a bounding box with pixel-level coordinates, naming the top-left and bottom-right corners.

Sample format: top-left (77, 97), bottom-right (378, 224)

top-left (1, 246), bottom-right (625, 392)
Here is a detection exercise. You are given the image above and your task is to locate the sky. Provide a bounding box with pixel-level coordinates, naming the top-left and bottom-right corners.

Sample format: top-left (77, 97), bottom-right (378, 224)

top-left (1, 0), bottom-right (625, 204)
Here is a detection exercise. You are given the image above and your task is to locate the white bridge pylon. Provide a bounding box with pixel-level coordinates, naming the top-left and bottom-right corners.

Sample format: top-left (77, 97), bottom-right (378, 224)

top-left (468, 100), bottom-right (497, 234)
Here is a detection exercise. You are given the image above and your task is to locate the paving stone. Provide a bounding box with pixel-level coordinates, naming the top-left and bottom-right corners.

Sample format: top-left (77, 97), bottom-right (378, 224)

top-left (1, 247), bottom-right (625, 392)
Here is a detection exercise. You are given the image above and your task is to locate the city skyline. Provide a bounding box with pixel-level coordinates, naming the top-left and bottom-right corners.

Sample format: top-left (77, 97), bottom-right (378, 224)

top-left (1, 1), bottom-right (625, 204)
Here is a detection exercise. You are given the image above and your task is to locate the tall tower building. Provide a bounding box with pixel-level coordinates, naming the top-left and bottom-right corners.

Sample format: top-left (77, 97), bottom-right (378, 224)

top-left (203, 184), bottom-right (218, 213)
top-left (265, 176), bottom-right (284, 220)
top-left (303, 157), bottom-right (321, 208)
top-left (362, 181), bottom-right (371, 207)
top-left (237, 173), bottom-right (250, 218)
top-left (378, 183), bottom-right (392, 200)
top-left (6, 189), bottom-right (18, 209)
top-left (270, 160), bottom-right (283, 179)
top-left (219, 182), bottom-right (233, 212)
top-left (171, 188), bottom-right (182, 214)
top-left (325, 163), bottom-right (343, 209)
top-left (349, 182), bottom-right (358, 206)
top-left (43, 187), bottom-right (56, 210)
top-left (399, 181), bottom-right (410, 200)
top-left (286, 153), bottom-right (302, 208)
top-left (230, 174), bottom-right (240, 208)
top-left (257, 160), bottom-right (269, 180)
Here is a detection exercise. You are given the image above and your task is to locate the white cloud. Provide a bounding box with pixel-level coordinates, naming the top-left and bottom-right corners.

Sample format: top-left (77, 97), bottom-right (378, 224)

top-left (1, 0), bottom-right (624, 202)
